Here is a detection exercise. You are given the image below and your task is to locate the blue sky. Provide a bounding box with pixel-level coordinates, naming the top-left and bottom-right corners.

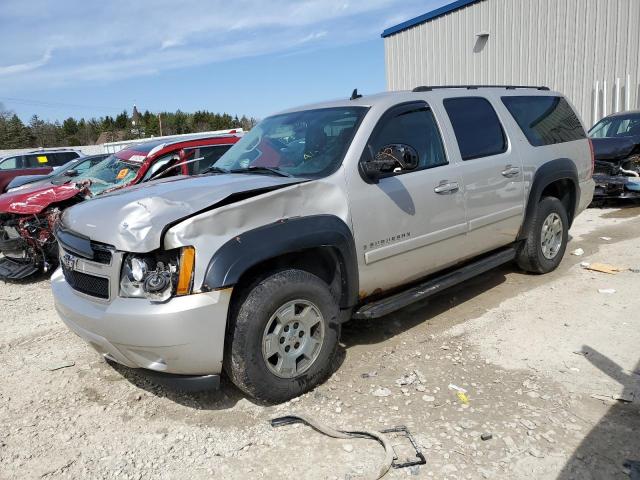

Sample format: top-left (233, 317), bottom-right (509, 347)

top-left (0, 0), bottom-right (449, 122)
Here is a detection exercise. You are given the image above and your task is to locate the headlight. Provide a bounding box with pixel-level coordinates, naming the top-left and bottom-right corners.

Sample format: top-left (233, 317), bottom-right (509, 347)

top-left (120, 246), bottom-right (195, 302)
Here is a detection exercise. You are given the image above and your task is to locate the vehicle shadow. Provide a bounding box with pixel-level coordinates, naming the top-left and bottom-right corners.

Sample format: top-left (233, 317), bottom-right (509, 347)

top-left (105, 337), bottom-right (348, 410)
top-left (106, 359), bottom-right (254, 410)
top-left (557, 348), bottom-right (640, 480)
top-left (341, 264), bottom-right (510, 348)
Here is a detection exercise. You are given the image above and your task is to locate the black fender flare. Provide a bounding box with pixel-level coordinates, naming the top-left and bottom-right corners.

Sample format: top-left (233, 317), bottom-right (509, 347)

top-left (203, 215), bottom-right (359, 308)
top-left (518, 158), bottom-right (579, 240)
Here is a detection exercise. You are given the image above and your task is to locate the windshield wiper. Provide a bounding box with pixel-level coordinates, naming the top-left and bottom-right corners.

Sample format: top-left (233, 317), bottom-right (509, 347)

top-left (229, 166), bottom-right (292, 177)
top-left (199, 165), bottom-right (230, 175)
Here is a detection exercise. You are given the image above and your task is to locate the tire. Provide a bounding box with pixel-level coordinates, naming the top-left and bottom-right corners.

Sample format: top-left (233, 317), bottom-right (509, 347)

top-left (224, 269), bottom-right (340, 403)
top-left (516, 196), bottom-right (569, 274)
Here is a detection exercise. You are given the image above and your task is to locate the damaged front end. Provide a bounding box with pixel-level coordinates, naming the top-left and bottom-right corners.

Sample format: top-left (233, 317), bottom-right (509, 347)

top-left (591, 137), bottom-right (640, 202)
top-left (0, 208), bottom-right (63, 280)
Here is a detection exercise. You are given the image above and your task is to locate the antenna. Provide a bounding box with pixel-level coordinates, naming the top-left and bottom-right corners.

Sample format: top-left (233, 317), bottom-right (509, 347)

top-left (350, 89), bottom-right (363, 101)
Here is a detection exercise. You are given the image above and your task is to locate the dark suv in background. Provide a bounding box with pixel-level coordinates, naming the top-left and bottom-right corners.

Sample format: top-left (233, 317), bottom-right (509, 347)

top-left (0, 149), bottom-right (83, 192)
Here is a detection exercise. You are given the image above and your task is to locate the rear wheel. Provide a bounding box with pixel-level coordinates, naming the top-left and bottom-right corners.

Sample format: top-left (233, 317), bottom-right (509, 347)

top-left (517, 196), bottom-right (569, 273)
top-left (224, 269), bottom-right (340, 403)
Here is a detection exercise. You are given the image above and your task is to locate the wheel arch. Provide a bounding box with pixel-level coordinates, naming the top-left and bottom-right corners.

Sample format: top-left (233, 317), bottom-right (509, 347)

top-left (203, 215), bottom-right (359, 309)
top-left (518, 158), bottom-right (579, 240)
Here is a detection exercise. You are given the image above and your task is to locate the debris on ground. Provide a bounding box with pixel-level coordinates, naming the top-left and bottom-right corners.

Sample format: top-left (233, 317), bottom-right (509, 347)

top-left (584, 262), bottom-right (626, 274)
top-left (598, 288), bottom-right (617, 294)
top-left (271, 414), bottom-right (396, 479)
top-left (45, 360), bottom-right (75, 371)
top-left (591, 392), bottom-right (635, 404)
top-left (571, 248), bottom-right (585, 256)
top-left (372, 387), bottom-right (392, 397)
top-left (600, 236), bottom-right (613, 241)
top-left (448, 383), bottom-right (467, 393)
top-left (481, 433), bottom-right (493, 441)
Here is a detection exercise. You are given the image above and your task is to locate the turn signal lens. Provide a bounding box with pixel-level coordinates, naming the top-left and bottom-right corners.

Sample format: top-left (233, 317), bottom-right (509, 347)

top-left (176, 247), bottom-right (195, 296)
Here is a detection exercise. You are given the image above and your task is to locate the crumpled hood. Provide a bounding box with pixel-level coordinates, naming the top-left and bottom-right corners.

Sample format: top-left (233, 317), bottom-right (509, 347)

top-left (0, 182), bottom-right (85, 215)
top-left (592, 136), bottom-right (640, 162)
top-left (62, 174), bottom-right (303, 252)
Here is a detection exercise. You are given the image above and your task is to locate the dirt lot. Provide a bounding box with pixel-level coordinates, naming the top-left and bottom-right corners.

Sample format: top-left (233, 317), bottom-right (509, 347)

top-left (1, 206), bottom-right (639, 480)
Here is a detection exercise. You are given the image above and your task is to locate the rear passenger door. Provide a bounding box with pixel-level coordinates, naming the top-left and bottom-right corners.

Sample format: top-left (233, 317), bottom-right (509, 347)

top-left (442, 96), bottom-right (525, 253)
top-left (348, 101), bottom-right (468, 294)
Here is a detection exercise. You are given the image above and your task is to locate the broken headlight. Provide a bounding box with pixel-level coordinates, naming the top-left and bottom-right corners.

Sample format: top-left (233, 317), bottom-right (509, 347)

top-left (120, 247), bottom-right (195, 302)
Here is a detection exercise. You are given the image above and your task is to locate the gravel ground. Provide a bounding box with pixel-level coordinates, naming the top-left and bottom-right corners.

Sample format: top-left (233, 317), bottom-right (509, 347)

top-left (1, 206), bottom-right (639, 479)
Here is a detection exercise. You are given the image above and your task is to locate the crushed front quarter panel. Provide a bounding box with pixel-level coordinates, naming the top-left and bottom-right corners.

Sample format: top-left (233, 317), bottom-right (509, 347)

top-left (164, 172), bottom-right (352, 291)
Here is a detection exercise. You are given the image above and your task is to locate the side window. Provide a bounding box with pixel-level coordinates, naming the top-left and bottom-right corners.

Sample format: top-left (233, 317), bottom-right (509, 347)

top-left (24, 154), bottom-right (50, 168)
top-left (49, 153), bottom-right (67, 167)
top-left (370, 106), bottom-right (447, 172)
top-left (0, 156), bottom-right (20, 169)
top-left (54, 152), bottom-right (80, 165)
top-left (188, 145), bottom-right (233, 175)
top-left (443, 97), bottom-right (507, 160)
top-left (501, 96), bottom-right (586, 146)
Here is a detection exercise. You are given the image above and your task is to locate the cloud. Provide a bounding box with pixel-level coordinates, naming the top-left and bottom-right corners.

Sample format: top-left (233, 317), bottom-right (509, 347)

top-left (0, 0), bottom-right (445, 88)
top-left (0, 49), bottom-right (52, 76)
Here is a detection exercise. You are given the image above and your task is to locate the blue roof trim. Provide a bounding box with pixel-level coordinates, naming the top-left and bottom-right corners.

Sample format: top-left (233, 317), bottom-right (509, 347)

top-left (381, 0), bottom-right (481, 38)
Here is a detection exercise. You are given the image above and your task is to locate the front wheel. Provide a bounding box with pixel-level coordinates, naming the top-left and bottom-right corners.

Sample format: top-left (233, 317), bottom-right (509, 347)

top-left (224, 269), bottom-right (340, 403)
top-left (517, 196), bottom-right (569, 274)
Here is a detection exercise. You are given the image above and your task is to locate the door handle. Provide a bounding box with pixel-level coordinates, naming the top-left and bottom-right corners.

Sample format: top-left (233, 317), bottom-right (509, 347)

top-left (434, 181), bottom-right (460, 194)
top-left (501, 165), bottom-right (520, 178)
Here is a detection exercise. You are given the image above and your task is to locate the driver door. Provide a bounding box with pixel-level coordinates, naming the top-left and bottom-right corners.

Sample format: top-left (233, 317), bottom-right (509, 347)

top-left (347, 102), bottom-right (468, 295)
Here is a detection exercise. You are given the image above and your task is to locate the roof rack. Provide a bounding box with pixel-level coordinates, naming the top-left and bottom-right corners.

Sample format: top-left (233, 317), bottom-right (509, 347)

top-left (412, 85), bottom-right (550, 92)
top-left (27, 147), bottom-right (79, 153)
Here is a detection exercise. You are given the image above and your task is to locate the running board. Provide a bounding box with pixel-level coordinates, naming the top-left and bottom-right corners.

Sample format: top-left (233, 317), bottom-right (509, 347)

top-left (353, 247), bottom-right (517, 320)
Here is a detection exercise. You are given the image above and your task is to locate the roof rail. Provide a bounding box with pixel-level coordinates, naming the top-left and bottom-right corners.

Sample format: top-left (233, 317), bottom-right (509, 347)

top-left (27, 147), bottom-right (79, 153)
top-left (412, 85), bottom-right (550, 92)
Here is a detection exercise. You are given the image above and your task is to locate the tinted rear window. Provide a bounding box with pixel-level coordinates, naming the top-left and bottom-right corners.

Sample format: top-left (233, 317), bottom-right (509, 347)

top-left (501, 96), bottom-right (586, 146)
top-left (443, 97), bottom-right (507, 160)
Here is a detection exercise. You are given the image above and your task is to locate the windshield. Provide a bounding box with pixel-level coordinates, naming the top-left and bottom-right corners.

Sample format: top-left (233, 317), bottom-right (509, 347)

top-left (213, 107), bottom-right (367, 178)
top-left (589, 114), bottom-right (640, 138)
top-left (75, 154), bottom-right (141, 195)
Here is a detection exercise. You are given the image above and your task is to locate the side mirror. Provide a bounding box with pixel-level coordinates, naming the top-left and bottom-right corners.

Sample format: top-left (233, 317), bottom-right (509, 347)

top-left (64, 169), bottom-right (78, 177)
top-left (360, 144), bottom-right (419, 183)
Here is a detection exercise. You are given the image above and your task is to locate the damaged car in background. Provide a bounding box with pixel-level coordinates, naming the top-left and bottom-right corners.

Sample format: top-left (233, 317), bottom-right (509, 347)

top-left (589, 110), bottom-right (640, 203)
top-left (0, 133), bottom-right (241, 280)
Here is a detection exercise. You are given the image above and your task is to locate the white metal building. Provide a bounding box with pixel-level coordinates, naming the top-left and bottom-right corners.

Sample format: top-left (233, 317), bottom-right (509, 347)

top-left (382, 0), bottom-right (640, 127)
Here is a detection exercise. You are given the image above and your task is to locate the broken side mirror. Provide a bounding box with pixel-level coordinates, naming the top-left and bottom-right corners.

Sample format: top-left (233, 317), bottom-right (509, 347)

top-left (360, 144), bottom-right (419, 184)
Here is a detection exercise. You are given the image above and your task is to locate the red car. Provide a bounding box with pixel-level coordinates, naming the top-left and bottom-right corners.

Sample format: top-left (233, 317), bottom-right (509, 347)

top-left (0, 149), bottom-right (84, 193)
top-left (0, 133), bottom-right (241, 280)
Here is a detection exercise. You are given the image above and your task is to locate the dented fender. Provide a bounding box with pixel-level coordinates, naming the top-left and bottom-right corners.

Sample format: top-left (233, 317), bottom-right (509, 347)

top-left (164, 177), bottom-right (352, 292)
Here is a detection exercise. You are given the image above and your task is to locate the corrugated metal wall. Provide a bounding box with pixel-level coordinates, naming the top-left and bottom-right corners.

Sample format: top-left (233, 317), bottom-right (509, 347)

top-left (384, 0), bottom-right (640, 127)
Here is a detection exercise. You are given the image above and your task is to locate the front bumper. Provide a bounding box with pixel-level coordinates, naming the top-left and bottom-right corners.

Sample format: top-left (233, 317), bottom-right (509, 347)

top-left (52, 268), bottom-right (232, 376)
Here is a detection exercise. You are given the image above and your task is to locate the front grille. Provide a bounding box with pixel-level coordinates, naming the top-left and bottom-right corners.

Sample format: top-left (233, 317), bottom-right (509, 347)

top-left (62, 266), bottom-right (110, 299)
top-left (91, 243), bottom-right (113, 265)
top-left (56, 226), bottom-right (113, 265)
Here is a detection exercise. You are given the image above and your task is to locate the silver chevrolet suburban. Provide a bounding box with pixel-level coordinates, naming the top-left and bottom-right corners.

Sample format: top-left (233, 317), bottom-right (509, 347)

top-left (52, 86), bottom-right (595, 402)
